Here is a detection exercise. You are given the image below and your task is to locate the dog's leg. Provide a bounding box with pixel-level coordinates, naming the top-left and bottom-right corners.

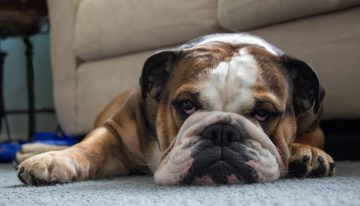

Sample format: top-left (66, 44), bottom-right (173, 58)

top-left (17, 127), bottom-right (131, 186)
top-left (294, 126), bottom-right (325, 149)
top-left (288, 127), bottom-right (335, 178)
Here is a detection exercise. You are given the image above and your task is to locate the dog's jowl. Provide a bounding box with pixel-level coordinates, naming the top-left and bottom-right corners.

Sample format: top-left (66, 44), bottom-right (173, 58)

top-left (17, 33), bottom-right (334, 186)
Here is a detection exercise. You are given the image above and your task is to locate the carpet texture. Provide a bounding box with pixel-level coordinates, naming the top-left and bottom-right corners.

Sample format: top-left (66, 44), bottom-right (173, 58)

top-left (1, 162), bottom-right (360, 206)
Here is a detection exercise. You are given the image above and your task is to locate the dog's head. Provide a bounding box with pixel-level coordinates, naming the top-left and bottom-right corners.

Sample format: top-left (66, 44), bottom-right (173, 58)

top-left (140, 33), bottom-right (324, 185)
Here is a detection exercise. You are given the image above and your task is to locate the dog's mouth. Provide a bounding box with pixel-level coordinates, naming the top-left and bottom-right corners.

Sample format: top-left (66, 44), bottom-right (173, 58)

top-left (154, 111), bottom-right (285, 185)
top-left (181, 141), bottom-right (259, 185)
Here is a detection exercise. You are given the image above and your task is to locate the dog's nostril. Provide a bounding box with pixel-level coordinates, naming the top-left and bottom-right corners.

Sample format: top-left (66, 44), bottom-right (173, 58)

top-left (211, 131), bottom-right (217, 141)
top-left (226, 132), bottom-right (233, 141)
top-left (201, 124), bottom-right (242, 146)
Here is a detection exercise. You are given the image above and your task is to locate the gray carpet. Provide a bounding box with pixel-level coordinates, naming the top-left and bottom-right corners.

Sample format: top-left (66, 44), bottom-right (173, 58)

top-left (1, 162), bottom-right (360, 206)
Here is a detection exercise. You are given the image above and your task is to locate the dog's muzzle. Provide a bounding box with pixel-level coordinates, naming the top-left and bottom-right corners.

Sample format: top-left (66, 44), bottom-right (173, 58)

top-left (154, 112), bottom-right (285, 185)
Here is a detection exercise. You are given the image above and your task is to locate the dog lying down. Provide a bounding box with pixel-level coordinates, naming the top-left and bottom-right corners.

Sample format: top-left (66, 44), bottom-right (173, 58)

top-left (16, 33), bottom-right (334, 186)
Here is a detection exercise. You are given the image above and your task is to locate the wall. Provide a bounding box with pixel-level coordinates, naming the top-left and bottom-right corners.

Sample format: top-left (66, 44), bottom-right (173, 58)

top-left (0, 33), bottom-right (57, 140)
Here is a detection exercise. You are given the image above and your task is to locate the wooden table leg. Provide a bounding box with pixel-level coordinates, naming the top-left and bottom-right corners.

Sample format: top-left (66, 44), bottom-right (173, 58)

top-left (23, 37), bottom-right (35, 140)
top-left (0, 42), bottom-right (12, 141)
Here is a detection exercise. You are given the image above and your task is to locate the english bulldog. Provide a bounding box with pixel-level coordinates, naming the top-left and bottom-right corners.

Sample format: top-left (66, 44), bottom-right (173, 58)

top-left (17, 33), bottom-right (334, 186)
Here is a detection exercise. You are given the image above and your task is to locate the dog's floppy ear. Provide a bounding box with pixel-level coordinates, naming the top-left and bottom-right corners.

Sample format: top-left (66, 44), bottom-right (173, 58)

top-left (139, 50), bottom-right (181, 100)
top-left (281, 56), bottom-right (325, 115)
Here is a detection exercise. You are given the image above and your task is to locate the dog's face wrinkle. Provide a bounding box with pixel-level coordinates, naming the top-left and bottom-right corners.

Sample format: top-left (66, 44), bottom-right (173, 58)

top-left (156, 37), bottom-right (289, 141)
top-left (164, 45), bottom-right (279, 125)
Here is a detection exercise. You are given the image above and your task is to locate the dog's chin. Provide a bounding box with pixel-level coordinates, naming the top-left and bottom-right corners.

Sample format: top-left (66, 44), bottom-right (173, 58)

top-left (186, 161), bottom-right (255, 185)
top-left (180, 139), bottom-right (281, 185)
top-left (180, 146), bottom-right (259, 185)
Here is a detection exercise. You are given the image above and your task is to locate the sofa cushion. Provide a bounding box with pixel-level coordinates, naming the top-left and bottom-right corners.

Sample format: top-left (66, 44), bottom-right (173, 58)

top-left (74, 0), bottom-right (221, 62)
top-left (76, 49), bottom-right (158, 134)
top-left (218, 0), bottom-right (360, 31)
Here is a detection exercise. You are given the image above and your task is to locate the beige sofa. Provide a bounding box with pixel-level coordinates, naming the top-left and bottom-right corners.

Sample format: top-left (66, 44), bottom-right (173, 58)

top-left (47, 0), bottom-right (360, 135)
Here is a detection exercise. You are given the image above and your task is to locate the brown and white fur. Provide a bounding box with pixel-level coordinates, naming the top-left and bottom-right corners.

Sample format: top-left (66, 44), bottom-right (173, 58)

top-left (16, 33), bottom-right (334, 186)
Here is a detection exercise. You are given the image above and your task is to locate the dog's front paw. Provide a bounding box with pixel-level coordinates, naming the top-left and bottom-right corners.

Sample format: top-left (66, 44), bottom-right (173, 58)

top-left (288, 143), bottom-right (335, 178)
top-left (17, 151), bottom-right (85, 186)
top-left (15, 143), bottom-right (69, 165)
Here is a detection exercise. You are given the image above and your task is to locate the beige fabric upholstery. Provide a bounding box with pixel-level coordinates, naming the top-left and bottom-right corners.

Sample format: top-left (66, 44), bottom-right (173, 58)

top-left (47, 0), bottom-right (81, 134)
top-left (74, 0), bottom-right (221, 61)
top-left (48, 0), bottom-right (360, 135)
top-left (218, 0), bottom-right (360, 31)
top-left (76, 49), bottom-right (157, 132)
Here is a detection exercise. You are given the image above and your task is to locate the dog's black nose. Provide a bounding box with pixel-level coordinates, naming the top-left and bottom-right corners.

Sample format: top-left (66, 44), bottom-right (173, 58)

top-left (201, 124), bottom-right (242, 146)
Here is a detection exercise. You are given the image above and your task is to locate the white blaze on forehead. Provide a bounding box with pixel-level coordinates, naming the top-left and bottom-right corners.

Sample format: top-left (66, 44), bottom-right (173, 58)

top-left (203, 48), bottom-right (259, 113)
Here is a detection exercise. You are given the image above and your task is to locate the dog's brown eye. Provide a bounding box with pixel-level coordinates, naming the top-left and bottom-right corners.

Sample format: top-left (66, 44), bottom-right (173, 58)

top-left (180, 100), bottom-right (196, 115)
top-left (254, 109), bottom-right (271, 122)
